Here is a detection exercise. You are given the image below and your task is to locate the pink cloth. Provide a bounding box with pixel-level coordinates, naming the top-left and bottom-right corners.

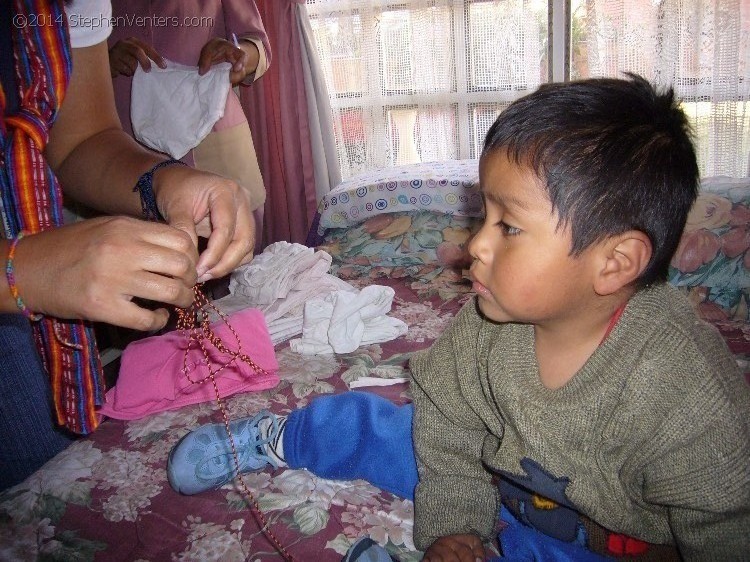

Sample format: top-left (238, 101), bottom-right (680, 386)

top-left (99, 308), bottom-right (279, 420)
top-left (109, 0), bottom-right (271, 162)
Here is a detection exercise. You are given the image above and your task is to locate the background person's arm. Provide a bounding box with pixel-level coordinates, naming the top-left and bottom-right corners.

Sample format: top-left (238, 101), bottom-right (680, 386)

top-left (108, 36), bottom-right (166, 78)
top-left (197, 36), bottom-right (259, 85)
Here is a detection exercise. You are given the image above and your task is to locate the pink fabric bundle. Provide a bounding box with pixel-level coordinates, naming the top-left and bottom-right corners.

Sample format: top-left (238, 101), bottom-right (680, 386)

top-left (99, 308), bottom-right (279, 420)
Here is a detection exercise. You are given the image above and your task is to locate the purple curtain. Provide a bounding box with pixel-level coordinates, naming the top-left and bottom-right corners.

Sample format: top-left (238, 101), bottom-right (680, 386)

top-left (241, 0), bottom-right (318, 247)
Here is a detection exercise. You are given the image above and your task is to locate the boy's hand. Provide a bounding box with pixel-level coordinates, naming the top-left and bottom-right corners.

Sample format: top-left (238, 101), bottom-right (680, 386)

top-left (423, 534), bottom-right (486, 562)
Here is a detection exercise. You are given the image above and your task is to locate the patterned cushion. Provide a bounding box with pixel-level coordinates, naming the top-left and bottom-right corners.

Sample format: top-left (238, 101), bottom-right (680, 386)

top-left (669, 177), bottom-right (750, 322)
top-left (315, 160), bottom-right (482, 237)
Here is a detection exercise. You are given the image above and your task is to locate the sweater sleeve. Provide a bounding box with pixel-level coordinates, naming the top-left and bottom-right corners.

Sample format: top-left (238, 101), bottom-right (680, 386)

top-left (409, 302), bottom-right (500, 550)
top-left (640, 374), bottom-right (750, 560)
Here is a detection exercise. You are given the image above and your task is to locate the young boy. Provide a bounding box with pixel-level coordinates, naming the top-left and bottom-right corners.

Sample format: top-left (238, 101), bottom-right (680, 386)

top-left (167, 75), bottom-right (750, 561)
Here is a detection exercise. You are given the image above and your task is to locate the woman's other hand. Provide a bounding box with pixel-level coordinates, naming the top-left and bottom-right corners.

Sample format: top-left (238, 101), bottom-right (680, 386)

top-left (11, 217), bottom-right (198, 331)
top-left (152, 165), bottom-right (255, 283)
top-left (108, 37), bottom-right (166, 78)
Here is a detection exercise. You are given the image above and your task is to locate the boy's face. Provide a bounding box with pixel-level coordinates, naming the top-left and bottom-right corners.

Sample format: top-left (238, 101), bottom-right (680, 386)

top-left (469, 150), bottom-right (597, 325)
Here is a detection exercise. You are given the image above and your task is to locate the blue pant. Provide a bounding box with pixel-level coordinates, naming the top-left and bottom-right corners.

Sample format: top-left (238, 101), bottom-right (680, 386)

top-left (0, 314), bottom-right (74, 490)
top-left (284, 391), bottom-right (418, 500)
top-left (283, 392), bottom-right (611, 561)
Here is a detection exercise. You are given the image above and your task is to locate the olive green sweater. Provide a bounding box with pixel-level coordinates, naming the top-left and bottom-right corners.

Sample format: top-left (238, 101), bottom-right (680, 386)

top-left (410, 283), bottom-right (750, 560)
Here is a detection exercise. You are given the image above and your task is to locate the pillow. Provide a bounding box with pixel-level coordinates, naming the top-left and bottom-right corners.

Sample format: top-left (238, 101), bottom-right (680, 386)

top-left (669, 177), bottom-right (750, 322)
top-left (315, 160), bottom-right (482, 238)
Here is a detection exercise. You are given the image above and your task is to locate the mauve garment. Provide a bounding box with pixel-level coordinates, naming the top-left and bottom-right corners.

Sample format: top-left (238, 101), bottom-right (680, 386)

top-left (109, 0), bottom-right (270, 137)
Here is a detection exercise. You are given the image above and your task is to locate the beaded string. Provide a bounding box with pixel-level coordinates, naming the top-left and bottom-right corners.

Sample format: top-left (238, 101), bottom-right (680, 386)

top-left (5, 232), bottom-right (42, 321)
top-left (6, 233), bottom-right (88, 350)
top-left (176, 286), bottom-right (296, 562)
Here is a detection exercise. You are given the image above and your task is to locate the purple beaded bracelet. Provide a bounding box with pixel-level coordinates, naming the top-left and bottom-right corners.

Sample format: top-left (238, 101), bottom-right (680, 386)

top-left (133, 159), bottom-right (187, 221)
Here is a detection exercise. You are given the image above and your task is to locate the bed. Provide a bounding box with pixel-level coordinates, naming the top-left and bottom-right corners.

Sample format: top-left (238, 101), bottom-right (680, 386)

top-left (1, 162), bottom-right (748, 562)
top-left (0, 161), bottom-right (481, 562)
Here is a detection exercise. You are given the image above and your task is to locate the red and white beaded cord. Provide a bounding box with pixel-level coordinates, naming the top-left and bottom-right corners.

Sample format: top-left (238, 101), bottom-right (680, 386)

top-left (177, 286), bottom-right (296, 562)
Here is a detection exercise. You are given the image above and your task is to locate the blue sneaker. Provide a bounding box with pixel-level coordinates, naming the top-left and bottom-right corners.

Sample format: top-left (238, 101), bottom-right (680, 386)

top-left (167, 410), bottom-right (280, 495)
top-left (342, 537), bottom-right (399, 562)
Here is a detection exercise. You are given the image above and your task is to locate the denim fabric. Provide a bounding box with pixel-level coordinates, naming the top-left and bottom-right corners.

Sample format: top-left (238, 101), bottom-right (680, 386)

top-left (0, 314), bottom-right (74, 491)
top-left (284, 392), bottom-right (418, 500)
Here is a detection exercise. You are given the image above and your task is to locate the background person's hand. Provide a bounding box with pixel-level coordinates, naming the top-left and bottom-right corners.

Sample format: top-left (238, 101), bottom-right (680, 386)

top-left (108, 37), bottom-right (166, 78)
top-left (13, 217), bottom-right (198, 331)
top-left (197, 37), bottom-right (253, 84)
top-left (152, 165), bottom-right (255, 283)
top-left (423, 534), bottom-right (486, 562)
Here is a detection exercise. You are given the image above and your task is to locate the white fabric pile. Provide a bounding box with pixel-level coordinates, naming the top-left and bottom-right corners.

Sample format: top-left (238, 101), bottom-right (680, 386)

top-left (289, 284), bottom-right (407, 355)
top-left (212, 242), bottom-right (407, 353)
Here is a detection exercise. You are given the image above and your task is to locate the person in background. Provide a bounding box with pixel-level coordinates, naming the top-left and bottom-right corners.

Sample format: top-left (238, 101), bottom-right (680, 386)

top-left (0, 0), bottom-right (254, 491)
top-left (108, 0), bottom-right (270, 253)
top-left (167, 75), bottom-right (750, 561)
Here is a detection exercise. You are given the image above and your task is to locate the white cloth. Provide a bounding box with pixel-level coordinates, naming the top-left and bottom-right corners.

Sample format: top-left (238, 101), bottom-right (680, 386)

top-left (289, 285), bottom-right (408, 355)
top-left (131, 59), bottom-right (231, 159)
top-left (66, 0), bottom-right (112, 48)
top-left (265, 315), bottom-right (304, 344)
top-left (349, 376), bottom-right (409, 389)
top-left (206, 295), bottom-right (303, 345)
top-left (214, 242), bottom-right (355, 344)
top-left (216, 243), bottom-right (409, 352)
top-left (230, 242), bottom-right (330, 304)
top-left (260, 272), bottom-right (353, 326)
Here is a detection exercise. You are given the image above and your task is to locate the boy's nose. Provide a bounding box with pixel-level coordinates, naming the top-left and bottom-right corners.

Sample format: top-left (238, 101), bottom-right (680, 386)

top-left (468, 224), bottom-right (490, 263)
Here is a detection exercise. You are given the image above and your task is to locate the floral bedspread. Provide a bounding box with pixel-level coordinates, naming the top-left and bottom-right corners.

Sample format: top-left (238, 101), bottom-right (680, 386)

top-left (3, 176), bottom-right (750, 561)
top-left (0, 271), bottom-right (473, 562)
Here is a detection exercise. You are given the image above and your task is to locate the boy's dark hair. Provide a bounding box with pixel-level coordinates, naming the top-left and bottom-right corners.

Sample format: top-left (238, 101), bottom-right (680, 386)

top-left (482, 73), bottom-right (699, 287)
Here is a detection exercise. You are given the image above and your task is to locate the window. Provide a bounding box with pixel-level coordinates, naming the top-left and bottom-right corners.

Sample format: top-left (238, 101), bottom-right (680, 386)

top-left (571, 0), bottom-right (750, 177)
top-left (306, 0), bottom-right (549, 178)
top-left (308, 0), bottom-right (749, 179)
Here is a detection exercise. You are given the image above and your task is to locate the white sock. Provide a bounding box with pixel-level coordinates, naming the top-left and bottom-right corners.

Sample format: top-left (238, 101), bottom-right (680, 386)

top-left (258, 415), bottom-right (287, 466)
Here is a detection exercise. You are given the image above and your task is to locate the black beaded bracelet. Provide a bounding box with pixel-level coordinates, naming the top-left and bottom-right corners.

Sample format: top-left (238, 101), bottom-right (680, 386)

top-left (133, 159), bottom-right (187, 221)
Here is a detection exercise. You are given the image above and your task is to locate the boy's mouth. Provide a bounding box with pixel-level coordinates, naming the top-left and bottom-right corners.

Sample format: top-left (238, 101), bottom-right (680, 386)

top-left (472, 280), bottom-right (492, 299)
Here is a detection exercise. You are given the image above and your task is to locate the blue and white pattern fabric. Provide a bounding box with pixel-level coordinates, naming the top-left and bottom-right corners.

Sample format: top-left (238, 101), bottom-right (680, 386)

top-left (316, 160), bottom-right (482, 235)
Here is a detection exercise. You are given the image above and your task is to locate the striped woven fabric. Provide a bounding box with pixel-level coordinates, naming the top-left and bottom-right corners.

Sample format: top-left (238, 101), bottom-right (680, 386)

top-left (0, 0), bottom-right (104, 435)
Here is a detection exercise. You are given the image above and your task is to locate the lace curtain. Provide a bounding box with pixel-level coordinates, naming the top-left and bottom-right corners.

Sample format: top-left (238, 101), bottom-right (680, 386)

top-left (305, 0), bottom-right (548, 179)
top-left (573, 0), bottom-right (749, 177)
top-left (306, 0), bottom-right (749, 181)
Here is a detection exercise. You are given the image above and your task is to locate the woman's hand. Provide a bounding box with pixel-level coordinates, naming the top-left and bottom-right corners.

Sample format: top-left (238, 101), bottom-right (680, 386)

top-left (152, 165), bottom-right (255, 283)
top-left (423, 534), bottom-right (486, 562)
top-left (108, 37), bottom-right (166, 78)
top-left (198, 37), bottom-right (257, 84)
top-left (12, 217), bottom-right (198, 331)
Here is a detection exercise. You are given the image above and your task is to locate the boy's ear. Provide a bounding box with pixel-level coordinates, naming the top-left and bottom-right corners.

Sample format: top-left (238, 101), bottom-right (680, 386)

top-left (593, 231), bottom-right (652, 296)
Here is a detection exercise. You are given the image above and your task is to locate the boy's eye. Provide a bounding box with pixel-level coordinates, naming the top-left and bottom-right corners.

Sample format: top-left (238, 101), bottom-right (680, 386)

top-left (498, 222), bottom-right (521, 236)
